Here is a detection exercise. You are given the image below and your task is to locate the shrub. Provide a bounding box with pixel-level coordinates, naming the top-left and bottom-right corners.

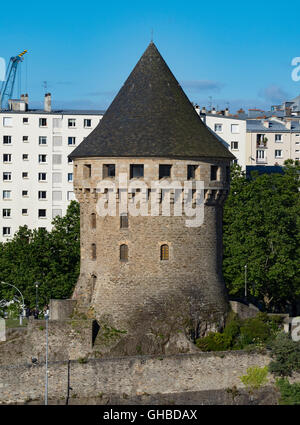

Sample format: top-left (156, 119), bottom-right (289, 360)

top-left (240, 366), bottom-right (269, 393)
top-left (196, 332), bottom-right (231, 351)
top-left (276, 378), bottom-right (300, 405)
top-left (269, 332), bottom-right (300, 376)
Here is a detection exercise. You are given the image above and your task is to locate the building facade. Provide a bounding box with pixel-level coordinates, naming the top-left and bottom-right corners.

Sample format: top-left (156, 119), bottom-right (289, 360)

top-left (70, 42), bottom-right (234, 356)
top-left (246, 118), bottom-right (300, 166)
top-left (0, 97), bottom-right (103, 241)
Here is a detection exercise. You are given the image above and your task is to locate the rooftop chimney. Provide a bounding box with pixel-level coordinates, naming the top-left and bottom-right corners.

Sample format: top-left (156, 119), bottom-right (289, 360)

top-left (225, 108), bottom-right (230, 116)
top-left (201, 106), bottom-right (206, 114)
top-left (20, 94), bottom-right (28, 111)
top-left (211, 107), bottom-right (216, 114)
top-left (44, 93), bottom-right (51, 112)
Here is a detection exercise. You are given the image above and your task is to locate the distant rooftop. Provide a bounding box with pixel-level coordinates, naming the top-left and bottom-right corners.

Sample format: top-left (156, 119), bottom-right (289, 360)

top-left (0, 109), bottom-right (106, 115)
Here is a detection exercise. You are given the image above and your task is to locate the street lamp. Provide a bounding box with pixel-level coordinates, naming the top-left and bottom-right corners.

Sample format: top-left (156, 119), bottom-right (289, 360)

top-left (35, 282), bottom-right (39, 313)
top-left (1, 281), bottom-right (25, 325)
top-left (244, 264), bottom-right (248, 301)
top-left (45, 313), bottom-right (49, 405)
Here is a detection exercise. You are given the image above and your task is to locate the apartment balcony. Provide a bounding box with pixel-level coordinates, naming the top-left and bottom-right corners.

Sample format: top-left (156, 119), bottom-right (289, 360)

top-left (256, 157), bottom-right (267, 164)
top-left (256, 143), bottom-right (268, 149)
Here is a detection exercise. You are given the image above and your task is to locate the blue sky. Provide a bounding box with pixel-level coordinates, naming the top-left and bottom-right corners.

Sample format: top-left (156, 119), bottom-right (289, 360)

top-left (1, 0), bottom-right (300, 112)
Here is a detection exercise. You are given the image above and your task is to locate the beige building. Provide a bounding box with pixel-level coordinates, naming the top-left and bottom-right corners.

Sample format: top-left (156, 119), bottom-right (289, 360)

top-left (246, 118), bottom-right (300, 166)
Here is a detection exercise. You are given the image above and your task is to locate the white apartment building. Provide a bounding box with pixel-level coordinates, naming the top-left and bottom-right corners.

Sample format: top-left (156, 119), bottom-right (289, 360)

top-left (0, 94), bottom-right (104, 242)
top-left (197, 108), bottom-right (247, 169)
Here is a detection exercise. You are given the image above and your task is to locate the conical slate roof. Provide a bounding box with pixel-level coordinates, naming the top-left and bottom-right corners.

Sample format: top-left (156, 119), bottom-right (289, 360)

top-left (70, 42), bottom-right (234, 160)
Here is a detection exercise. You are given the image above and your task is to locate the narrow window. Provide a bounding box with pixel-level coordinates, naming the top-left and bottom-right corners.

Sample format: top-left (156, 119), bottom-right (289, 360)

top-left (130, 164), bottom-right (144, 178)
top-left (83, 164), bottom-right (91, 178)
top-left (91, 243), bottom-right (96, 260)
top-left (160, 244), bottom-right (169, 261)
top-left (39, 118), bottom-right (47, 127)
top-left (187, 165), bottom-right (198, 180)
top-left (120, 214), bottom-right (128, 229)
top-left (159, 165), bottom-right (172, 179)
top-left (120, 244), bottom-right (128, 261)
top-left (103, 164), bottom-right (116, 178)
top-left (38, 209), bottom-right (46, 218)
top-left (91, 213), bottom-right (96, 229)
top-left (84, 119), bottom-right (91, 128)
top-left (68, 118), bottom-right (76, 127)
top-left (210, 165), bottom-right (218, 181)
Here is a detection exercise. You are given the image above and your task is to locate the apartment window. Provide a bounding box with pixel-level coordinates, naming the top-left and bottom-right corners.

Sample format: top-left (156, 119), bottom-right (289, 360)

top-left (67, 191), bottom-right (75, 201)
top-left (38, 154), bottom-right (47, 163)
top-left (38, 209), bottom-right (46, 218)
top-left (38, 172), bottom-right (47, 181)
top-left (275, 150), bottom-right (282, 158)
top-left (84, 119), bottom-right (91, 128)
top-left (22, 190), bottom-right (28, 197)
top-left (3, 136), bottom-right (11, 144)
top-left (160, 244), bottom-right (169, 261)
top-left (159, 164), bottom-right (172, 179)
top-left (52, 191), bottom-right (62, 201)
top-left (3, 190), bottom-right (11, 199)
top-left (214, 123), bottom-right (223, 132)
top-left (23, 154), bottom-right (28, 161)
top-left (3, 227), bottom-right (11, 236)
top-left (68, 173), bottom-right (73, 182)
top-left (91, 243), bottom-right (97, 260)
top-left (3, 154), bottom-right (12, 163)
top-left (275, 134), bottom-right (282, 142)
top-left (53, 118), bottom-right (62, 128)
top-left (39, 136), bottom-right (47, 145)
top-left (23, 136), bottom-right (28, 142)
top-left (68, 118), bottom-right (76, 127)
top-left (187, 165), bottom-right (198, 180)
top-left (83, 164), bottom-right (92, 179)
top-left (68, 137), bottom-right (76, 145)
top-left (22, 209), bottom-right (28, 215)
top-left (52, 173), bottom-right (62, 183)
top-left (3, 172), bottom-right (11, 181)
top-left (231, 124), bottom-right (239, 134)
top-left (39, 118), bottom-right (47, 127)
top-left (256, 150), bottom-right (265, 159)
top-left (52, 209), bottom-right (62, 218)
top-left (103, 164), bottom-right (115, 178)
top-left (120, 214), bottom-right (128, 229)
top-left (22, 172), bottom-right (28, 179)
top-left (23, 117), bottom-right (28, 124)
top-left (231, 141), bottom-right (239, 150)
top-left (52, 154), bottom-right (62, 165)
top-left (210, 165), bottom-right (219, 181)
top-left (120, 244), bottom-right (128, 261)
top-left (38, 191), bottom-right (47, 200)
top-left (68, 157), bottom-right (73, 164)
top-left (3, 117), bottom-right (12, 127)
top-left (2, 209), bottom-right (11, 217)
top-left (130, 164), bottom-right (144, 178)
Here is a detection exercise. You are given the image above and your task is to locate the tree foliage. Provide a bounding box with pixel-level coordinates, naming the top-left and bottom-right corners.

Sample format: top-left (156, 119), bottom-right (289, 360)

top-left (223, 161), bottom-right (300, 312)
top-left (0, 201), bottom-right (80, 308)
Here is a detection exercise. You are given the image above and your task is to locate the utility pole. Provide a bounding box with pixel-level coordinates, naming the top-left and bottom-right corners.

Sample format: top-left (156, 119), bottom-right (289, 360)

top-left (244, 264), bottom-right (248, 300)
top-left (45, 313), bottom-right (49, 405)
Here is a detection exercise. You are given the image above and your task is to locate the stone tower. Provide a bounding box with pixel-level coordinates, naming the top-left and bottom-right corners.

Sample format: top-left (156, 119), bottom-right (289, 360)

top-left (69, 43), bottom-right (235, 356)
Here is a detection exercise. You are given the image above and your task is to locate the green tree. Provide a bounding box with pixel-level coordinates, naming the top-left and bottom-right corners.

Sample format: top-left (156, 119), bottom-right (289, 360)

top-left (0, 201), bottom-right (80, 308)
top-left (223, 161), bottom-right (300, 312)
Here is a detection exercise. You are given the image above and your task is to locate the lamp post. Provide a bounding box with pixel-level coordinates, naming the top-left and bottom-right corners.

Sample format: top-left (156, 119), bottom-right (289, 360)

top-left (45, 313), bottom-right (49, 405)
top-left (1, 282), bottom-right (25, 325)
top-left (35, 282), bottom-right (39, 314)
top-left (244, 264), bottom-right (248, 301)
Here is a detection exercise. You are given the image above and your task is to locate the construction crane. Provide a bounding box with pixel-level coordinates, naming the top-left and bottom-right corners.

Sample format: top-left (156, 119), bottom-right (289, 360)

top-left (0, 49), bottom-right (27, 110)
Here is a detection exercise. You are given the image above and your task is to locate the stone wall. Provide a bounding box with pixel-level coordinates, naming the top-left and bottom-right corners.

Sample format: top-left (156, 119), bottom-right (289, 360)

top-left (0, 351), bottom-right (272, 404)
top-left (49, 299), bottom-right (76, 321)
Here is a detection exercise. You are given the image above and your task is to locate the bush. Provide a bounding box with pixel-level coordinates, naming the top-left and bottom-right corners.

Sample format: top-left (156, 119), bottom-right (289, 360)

top-left (196, 312), bottom-right (282, 352)
top-left (196, 332), bottom-right (231, 351)
top-left (276, 378), bottom-right (300, 405)
top-left (240, 366), bottom-right (269, 393)
top-left (269, 332), bottom-right (300, 376)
